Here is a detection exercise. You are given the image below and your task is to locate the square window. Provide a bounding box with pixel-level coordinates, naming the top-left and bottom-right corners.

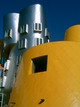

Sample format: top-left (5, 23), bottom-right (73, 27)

top-left (20, 24), bottom-right (28, 34)
top-left (18, 39), bottom-right (27, 49)
top-left (34, 38), bottom-right (44, 46)
top-left (34, 23), bottom-right (42, 32)
top-left (5, 29), bottom-right (12, 39)
top-left (32, 55), bottom-right (47, 73)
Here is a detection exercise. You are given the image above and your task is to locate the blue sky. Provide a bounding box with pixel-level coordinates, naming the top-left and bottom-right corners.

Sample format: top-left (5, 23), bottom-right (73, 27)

top-left (0, 0), bottom-right (80, 41)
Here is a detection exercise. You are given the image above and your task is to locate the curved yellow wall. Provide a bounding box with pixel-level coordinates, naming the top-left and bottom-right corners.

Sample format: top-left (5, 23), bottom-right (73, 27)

top-left (64, 25), bottom-right (80, 41)
top-left (9, 42), bottom-right (80, 107)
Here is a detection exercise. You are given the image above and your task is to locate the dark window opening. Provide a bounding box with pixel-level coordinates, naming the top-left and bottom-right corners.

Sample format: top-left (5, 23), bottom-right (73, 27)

top-left (32, 55), bottom-right (47, 73)
top-left (5, 29), bottom-right (12, 39)
top-left (0, 94), bottom-right (2, 101)
top-left (39, 24), bottom-right (41, 30)
top-left (35, 23), bottom-right (37, 29)
top-left (36, 38), bottom-right (39, 45)
top-left (40, 38), bottom-right (43, 44)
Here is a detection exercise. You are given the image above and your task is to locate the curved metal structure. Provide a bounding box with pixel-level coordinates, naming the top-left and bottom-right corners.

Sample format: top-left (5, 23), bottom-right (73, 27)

top-left (3, 13), bottom-right (19, 105)
top-left (18, 4), bottom-right (49, 56)
top-left (3, 46), bottom-right (18, 104)
top-left (3, 13), bottom-right (19, 55)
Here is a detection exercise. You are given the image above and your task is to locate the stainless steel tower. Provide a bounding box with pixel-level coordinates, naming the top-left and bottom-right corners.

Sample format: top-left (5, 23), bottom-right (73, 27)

top-left (17, 4), bottom-right (49, 56)
top-left (2, 13), bottom-right (19, 106)
top-left (3, 13), bottom-right (19, 56)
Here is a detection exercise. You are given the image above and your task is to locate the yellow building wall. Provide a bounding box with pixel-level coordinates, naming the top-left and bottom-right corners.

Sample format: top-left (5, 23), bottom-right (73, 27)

top-left (64, 25), bottom-right (80, 41)
top-left (9, 42), bottom-right (80, 107)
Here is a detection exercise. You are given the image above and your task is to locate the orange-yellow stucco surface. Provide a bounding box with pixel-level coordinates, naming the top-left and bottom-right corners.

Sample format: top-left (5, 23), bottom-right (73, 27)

top-left (65, 25), bottom-right (80, 41)
top-left (9, 42), bottom-right (80, 107)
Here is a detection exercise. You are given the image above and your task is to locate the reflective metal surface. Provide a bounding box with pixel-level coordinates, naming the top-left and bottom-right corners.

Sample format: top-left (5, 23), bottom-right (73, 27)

top-left (3, 45), bottom-right (18, 105)
top-left (18, 4), bottom-right (49, 56)
top-left (3, 13), bottom-right (19, 52)
top-left (4, 45), bottom-right (18, 91)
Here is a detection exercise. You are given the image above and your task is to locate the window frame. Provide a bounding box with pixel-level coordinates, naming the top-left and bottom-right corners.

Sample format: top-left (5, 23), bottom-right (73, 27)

top-left (34, 23), bottom-right (42, 32)
top-left (34, 38), bottom-right (44, 46)
top-left (32, 55), bottom-right (48, 74)
top-left (4, 29), bottom-right (12, 39)
top-left (16, 55), bottom-right (21, 66)
top-left (18, 38), bottom-right (27, 50)
top-left (20, 24), bottom-right (28, 34)
top-left (45, 28), bottom-right (50, 39)
top-left (4, 60), bottom-right (10, 71)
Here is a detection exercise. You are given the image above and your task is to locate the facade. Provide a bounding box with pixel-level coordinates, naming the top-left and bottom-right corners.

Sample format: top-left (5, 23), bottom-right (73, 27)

top-left (9, 41), bottom-right (80, 107)
top-left (0, 4), bottom-right (50, 106)
top-left (0, 3), bottom-right (80, 107)
top-left (9, 25), bottom-right (80, 107)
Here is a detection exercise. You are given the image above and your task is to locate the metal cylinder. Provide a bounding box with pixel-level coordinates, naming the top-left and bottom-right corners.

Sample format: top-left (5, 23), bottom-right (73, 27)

top-left (3, 45), bottom-right (18, 104)
top-left (18, 4), bottom-right (49, 56)
top-left (3, 13), bottom-right (19, 53)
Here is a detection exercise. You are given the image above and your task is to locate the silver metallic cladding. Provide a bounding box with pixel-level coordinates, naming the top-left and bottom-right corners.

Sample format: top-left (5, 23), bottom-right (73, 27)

top-left (3, 13), bottom-right (19, 49)
top-left (4, 45), bottom-right (18, 92)
top-left (18, 4), bottom-right (48, 55)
